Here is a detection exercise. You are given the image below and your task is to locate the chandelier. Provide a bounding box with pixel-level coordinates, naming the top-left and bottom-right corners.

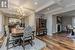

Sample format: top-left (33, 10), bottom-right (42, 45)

top-left (16, 7), bottom-right (34, 19)
top-left (16, 7), bottom-right (25, 19)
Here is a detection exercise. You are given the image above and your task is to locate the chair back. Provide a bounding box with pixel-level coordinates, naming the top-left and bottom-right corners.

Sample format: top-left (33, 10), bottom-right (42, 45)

top-left (73, 29), bottom-right (75, 33)
top-left (5, 25), bottom-right (10, 38)
top-left (23, 25), bottom-right (32, 39)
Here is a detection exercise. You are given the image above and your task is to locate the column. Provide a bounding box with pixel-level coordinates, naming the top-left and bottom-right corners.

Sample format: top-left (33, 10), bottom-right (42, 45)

top-left (46, 14), bottom-right (53, 36)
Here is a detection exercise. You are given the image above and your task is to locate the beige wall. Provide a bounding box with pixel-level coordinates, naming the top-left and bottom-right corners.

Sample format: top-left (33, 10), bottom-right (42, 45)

top-left (29, 14), bottom-right (35, 26)
top-left (0, 13), bottom-right (5, 34)
top-left (25, 13), bottom-right (36, 32)
top-left (4, 16), bottom-right (9, 25)
top-left (25, 16), bottom-right (29, 25)
top-left (29, 13), bottom-right (36, 31)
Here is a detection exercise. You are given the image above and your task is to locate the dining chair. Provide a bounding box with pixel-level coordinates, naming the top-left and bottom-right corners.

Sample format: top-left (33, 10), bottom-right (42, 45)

top-left (5, 25), bottom-right (11, 50)
top-left (21, 25), bottom-right (33, 50)
top-left (5, 25), bottom-right (21, 50)
top-left (72, 29), bottom-right (75, 35)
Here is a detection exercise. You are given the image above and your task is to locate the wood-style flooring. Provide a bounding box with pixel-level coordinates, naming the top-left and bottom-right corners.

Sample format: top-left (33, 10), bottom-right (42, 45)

top-left (37, 33), bottom-right (75, 50)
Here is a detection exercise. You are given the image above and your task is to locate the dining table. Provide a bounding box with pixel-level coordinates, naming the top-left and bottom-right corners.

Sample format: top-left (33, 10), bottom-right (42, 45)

top-left (11, 27), bottom-right (24, 37)
top-left (9, 27), bottom-right (24, 47)
top-left (11, 27), bottom-right (35, 37)
top-left (11, 27), bottom-right (35, 41)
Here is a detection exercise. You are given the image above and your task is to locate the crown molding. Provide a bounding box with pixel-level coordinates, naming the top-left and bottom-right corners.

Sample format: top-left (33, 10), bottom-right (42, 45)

top-left (35, 1), bottom-right (55, 12)
top-left (44, 5), bottom-right (75, 15)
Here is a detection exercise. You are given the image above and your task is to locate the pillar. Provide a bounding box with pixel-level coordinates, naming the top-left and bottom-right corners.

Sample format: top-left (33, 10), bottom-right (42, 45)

top-left (46, 14), bottom-right (53, 36)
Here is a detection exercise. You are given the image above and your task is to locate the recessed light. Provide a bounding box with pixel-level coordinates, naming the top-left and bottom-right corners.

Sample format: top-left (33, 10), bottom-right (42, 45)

top-left (47, 8), bottom-right (50, 10)
top-left (34, 2), bottom-right (38, 5)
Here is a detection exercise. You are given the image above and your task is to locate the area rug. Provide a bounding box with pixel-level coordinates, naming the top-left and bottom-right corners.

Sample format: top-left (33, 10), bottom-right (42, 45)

top-left (0, 38), bottom-right (46, 50)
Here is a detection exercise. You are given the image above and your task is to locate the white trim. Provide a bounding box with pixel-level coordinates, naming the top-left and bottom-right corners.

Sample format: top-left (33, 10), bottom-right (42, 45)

top-left (35, 1), bottom-right (55, 12)
top-left (44, 5), bottom-right (75, 15)
top-left (53, 0), bottom-right (65, 8)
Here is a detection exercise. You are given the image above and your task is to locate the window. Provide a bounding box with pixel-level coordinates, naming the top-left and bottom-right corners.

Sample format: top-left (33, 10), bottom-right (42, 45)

top-left (0, 0), bottom-right (8, 8)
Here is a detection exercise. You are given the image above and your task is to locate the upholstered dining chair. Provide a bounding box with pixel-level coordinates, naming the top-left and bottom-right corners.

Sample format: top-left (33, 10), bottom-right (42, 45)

top-left (72, 29), bottom-right (75, 35)
top-left (5, 25), bottom-right (11, 50)
top-left (21, 25), bottom-right (33, 50)
top-left (5, 25), bottom-right (21, 50)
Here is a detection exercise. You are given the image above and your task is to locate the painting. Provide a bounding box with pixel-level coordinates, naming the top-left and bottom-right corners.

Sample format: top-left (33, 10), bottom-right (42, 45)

top-left (57, 16), bottom-right (62, 23)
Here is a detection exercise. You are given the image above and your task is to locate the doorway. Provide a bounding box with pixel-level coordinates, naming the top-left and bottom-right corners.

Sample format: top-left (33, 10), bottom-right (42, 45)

top-left (57, 24), bottom-right (61, 32)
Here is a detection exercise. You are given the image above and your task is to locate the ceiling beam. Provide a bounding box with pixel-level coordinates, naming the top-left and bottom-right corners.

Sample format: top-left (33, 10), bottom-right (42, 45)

top-left (9, 3), bottom-right (35, 12)
top-left (45, 4), bottom-right (75, 15)
top-left (53, 0), bottom-right (65, 8)
top-left (35, 1), bottom-right (55, 12)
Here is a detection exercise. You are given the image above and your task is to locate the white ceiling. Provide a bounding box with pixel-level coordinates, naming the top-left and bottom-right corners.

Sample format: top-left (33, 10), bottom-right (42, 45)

top-left (0, 0), bottom-right (54, 14)
top-left (37, 0), bottom-right (75, 14)
top-left (0, 0), bottom-right (75, 16)
top-left (8, 0), bottom-right (53, 10)
top-left (56, 10), bottom-right (75, 17)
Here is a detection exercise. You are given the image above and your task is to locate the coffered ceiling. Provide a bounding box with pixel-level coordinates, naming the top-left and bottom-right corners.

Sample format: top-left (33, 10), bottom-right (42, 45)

top-left (56, 10), bottom-right (75, 17)
top-left (0, 0), bottom-right (57, 14)
top-left (0, 0), bottom-right (75, 15)
top-left (37, 0), bottom-right (75, 15)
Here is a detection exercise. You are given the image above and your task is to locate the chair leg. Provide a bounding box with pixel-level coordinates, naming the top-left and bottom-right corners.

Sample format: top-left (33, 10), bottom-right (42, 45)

top-left (7, 44), bottom-right (9, 50)
top-left (30, 37), bottom-right (33, 46)
top-left (6, 39), bottom-right (9, 50)
top-left (29, 40), bottom-right (33, 46)
top-left (22, 41), bottom-right (25, 50)
top-left (22, 45), bottom-right (25, 50)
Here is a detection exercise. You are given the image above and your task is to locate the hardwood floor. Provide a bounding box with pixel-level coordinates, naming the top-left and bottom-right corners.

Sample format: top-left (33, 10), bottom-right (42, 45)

top-left (37, 33), bottom-right (75, 50)
top-left (42, 47), bottom-right (50, 50)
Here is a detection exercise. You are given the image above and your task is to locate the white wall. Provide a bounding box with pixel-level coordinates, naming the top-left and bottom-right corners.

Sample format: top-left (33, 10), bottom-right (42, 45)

top-left (0, 15), bottom-right (3, 33)
top-left (25, 13), bottom-right (36, 29)
top-left (62, 16), bottom-right (72, 26)
top-left (25, 16), bottom-right (29, 25)
top-left (28, 13), bottom-right (36, 36)
top-left (29, 13), bottom-right (35, 27)
top-left (52, 16), bottom-right (57, 33)
top-left (0, 13), bottom-right (4, 37)
top-left (72, 17), bottom-right (75, 26)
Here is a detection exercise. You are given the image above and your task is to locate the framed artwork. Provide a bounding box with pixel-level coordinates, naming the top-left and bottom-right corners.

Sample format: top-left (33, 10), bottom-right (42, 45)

top-left (57, 16), bottom-right (62, 23)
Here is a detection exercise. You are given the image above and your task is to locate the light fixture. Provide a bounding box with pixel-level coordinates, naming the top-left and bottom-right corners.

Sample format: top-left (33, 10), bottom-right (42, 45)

top-left (16, 7), bottom-right (25, 19)
top-left (34, 2), bottom-right (38, 5)
top-left (47, 8), bottom-right (50, 10)
top-left (15, 6), bottom-right (35, 19)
